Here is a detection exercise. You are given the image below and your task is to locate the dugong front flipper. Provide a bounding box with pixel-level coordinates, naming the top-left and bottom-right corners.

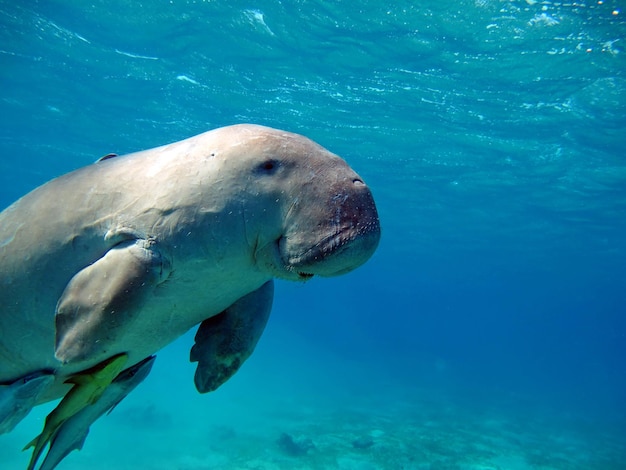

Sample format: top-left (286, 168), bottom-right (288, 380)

top-left (55, 237), bottom-right (169, 364)
top-left (38, 356), bottom-right (155, 470)
top-left (24, 354), bottom-right (128, 470)
top-left (190, 281), bottom-right (274, 393)
top-left (0, 371), bottom-right (55, 434)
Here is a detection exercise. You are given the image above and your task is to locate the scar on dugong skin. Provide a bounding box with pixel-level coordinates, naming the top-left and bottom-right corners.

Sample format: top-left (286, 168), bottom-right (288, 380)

top-left (0, 124), bottom-right (380, 469)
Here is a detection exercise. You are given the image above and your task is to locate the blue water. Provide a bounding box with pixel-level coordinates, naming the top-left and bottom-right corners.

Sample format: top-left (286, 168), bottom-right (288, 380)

top-left (1, 1), bottom-right (625, 469)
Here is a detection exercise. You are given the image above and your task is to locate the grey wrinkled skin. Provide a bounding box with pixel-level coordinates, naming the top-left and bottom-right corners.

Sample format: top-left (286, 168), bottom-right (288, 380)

top-left (0, 124), bottom-right (380, 437)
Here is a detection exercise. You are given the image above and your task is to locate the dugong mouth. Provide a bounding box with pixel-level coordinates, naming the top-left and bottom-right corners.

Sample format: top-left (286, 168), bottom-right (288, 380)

top-left (280, 222), bottom-right (380, 280)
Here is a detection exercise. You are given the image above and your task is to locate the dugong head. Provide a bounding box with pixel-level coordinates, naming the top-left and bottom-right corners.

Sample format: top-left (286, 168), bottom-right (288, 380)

top-left (220, 125), bottom-right (381, 281)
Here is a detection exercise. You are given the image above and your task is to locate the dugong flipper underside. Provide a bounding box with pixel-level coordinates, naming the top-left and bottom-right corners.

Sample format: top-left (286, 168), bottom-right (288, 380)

top-left (191, 281), bottom-right (274, 393)
top-left (38, 356), bottom-right (155, 470)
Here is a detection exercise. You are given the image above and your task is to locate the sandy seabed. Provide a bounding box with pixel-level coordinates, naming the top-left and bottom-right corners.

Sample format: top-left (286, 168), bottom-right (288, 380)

top-left (3, 329), bottom-right (624, 470)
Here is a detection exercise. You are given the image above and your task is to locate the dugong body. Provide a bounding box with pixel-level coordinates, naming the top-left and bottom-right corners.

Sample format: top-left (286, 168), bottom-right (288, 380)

top-left (0, 124), bottom-right (380, 468)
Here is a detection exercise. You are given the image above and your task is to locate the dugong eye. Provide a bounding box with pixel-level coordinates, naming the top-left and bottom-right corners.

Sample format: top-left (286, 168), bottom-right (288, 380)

top-left (256, 159), bottom-right (280, 175)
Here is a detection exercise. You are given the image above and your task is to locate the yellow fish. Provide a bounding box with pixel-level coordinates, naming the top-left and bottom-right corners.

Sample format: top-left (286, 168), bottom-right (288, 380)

top-left (24, 354), bottom-right (128, 470)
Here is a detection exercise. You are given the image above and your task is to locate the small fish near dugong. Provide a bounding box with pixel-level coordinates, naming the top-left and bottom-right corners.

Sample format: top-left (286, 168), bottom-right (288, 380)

top-left (0, 124), bottom-right (381, 469)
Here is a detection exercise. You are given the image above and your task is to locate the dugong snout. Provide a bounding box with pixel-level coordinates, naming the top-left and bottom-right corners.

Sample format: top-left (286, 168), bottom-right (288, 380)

top-left (282, 175), bottom-right (381, 278)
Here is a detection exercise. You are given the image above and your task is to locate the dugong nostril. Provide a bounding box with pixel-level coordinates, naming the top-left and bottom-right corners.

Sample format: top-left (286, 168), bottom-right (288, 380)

top-left (352, 178), bottom-right (365, 187)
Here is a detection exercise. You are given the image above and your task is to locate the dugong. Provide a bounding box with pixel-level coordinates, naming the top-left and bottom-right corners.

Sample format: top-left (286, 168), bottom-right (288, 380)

top-left (0, 124), bottom-right (380, 469)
